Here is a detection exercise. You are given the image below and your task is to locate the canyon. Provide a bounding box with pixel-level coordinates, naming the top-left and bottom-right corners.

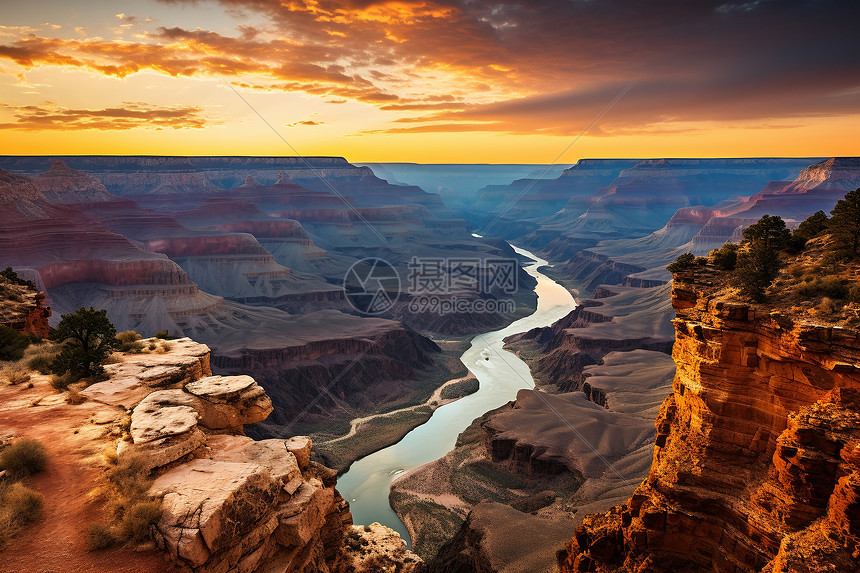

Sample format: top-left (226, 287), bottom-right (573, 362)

top-left (560, 260), bottom-right (860, 572)
top-left (3, 155), bottom-right (860, 572)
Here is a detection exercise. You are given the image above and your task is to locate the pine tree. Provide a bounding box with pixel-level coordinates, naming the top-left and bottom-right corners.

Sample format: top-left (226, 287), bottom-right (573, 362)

top-left (829, 188), bottom-right (860, 258)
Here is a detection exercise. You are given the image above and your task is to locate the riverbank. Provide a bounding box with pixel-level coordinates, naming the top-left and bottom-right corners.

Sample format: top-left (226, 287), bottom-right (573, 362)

top-left (313, 342), bottom-right (478, 473)
top-left (336, 245), bottom-right (578, 547)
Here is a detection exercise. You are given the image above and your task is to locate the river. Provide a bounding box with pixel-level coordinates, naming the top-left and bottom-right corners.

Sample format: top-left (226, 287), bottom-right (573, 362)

top-left (335, 245), bottom-right (577, 546)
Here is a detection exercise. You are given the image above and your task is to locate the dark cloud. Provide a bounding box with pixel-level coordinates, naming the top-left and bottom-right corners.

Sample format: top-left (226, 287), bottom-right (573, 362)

top-left (1, 0), bottom-right (858, 133)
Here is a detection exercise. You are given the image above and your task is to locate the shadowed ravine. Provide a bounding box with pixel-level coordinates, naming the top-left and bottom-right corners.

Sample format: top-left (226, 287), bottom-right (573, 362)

top-left (336, 245), bottom-right (577, 547)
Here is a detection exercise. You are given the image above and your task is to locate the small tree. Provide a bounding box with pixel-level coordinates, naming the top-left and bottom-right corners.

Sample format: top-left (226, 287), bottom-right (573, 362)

top-left (733, 215), bottom-right (790, 302)
top-left (829, 188), bottom-right (860, 258)
top-left (711, 242), bottom-right (739, 271)
top-left (790, 210), bottom-right (829, 251)
top-left (741, 214), bottom-right (791, 252)
top-left (735, 245), bottom-right (782, 302)
top-left (667, 253), bottom-right (696, 274)
top-left (50, 307), bottom-right (118, 381)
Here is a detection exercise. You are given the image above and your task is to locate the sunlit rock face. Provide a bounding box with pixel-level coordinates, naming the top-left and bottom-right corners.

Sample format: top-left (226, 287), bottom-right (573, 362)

top-left (560, 265), bottom-right (860, 573)
top-left (73, 338), bottom-right (421, 573)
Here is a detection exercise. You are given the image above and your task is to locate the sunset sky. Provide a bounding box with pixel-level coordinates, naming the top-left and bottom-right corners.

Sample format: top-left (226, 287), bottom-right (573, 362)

top-left (1, 0), bottom-right (858, 163)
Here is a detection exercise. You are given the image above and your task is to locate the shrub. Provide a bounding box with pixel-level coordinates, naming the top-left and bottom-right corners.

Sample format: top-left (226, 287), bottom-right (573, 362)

top-left (850, 285), bottom-right (860, 304)
top-left (0, 326), bottom-right (33, 361)
top-left (741, 214), bottom-right (791, 251)
top-left (87, 522), bottom-right (117, 551)
top-left (115, 330), bottom-right (143, 353)
top-left (667, 253), bottom-right (697, 274)
top-left (155, 331), bottom-right (173, 340)
top-left (0, 267), bottom-right (36, 289)
top-left (0, 482), bottom-right (44, 548)
top-left (732, 215), bottom-right (791, 302)
top-left (711, 242), bottom-right (739, 271)
top-left (66, 387), bottom-right (87, 405)
top-left (1, 366), bottom-right (31, 386)
top-left (121, 500), bottom-right (162, 543)
top-left (797, 277), bottom-right (849, 299)
top-left (791, 210), bottom-right (830, 251)
top-left (829, 188), bottom-right (860, 258)
top-left (2, 482), bottom-right (44, 524)
top-left (50, 371), bottom-right (76, 392)
top-left (50, 307), bottom-right (118, 382)
top-left (0, 438), bottom-right (48, 478)
top-left (25, 344), bottom-right (61, 374)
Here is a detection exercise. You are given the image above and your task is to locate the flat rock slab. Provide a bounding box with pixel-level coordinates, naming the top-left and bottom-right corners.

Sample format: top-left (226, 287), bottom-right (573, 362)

top-left (150, 458), bottom-right (280, 555)
top-left (186, 375), bottom-right (257, 402)
top-left (131, 400), bottom-right (199, 444)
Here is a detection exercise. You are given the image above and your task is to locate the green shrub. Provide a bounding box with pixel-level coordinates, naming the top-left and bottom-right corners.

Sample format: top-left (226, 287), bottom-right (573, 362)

top-left (711, 243), bottom-right (739, 271)
top-left (155, 331), bottom-right (174, 340)
top-left (440, 377), bottom-right (479, 400)
top-left (0, 326), bottom-right (32, 361)
top-left (86, 523), bottom-right (117, 551)
top-left (0, 438), bottom-right (48, 478)
top-left (667, 253), bottom-right (697, 274)
top-left (50, 307), bottom-right (118, 382)
top-left (829, 188), bottom-right (860, 258)
top-left (797, 277), bottom-right (849, 299)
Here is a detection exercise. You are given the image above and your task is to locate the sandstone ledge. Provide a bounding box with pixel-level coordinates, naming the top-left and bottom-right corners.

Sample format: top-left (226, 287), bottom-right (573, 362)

top-left (561, 267), bottom-right (860, 573)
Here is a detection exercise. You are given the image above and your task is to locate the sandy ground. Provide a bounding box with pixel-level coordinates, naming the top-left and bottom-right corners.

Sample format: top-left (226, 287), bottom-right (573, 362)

top-left (0, 375), bottom-right (171, 573)
top-left (322, 373), bottom-right (477, 445)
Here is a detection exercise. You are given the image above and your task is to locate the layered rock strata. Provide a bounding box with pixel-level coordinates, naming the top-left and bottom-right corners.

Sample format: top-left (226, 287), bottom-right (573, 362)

top-left (561, 266), bottom-right (860, 572)
top-left (77, 338), bottom-right (419, 573)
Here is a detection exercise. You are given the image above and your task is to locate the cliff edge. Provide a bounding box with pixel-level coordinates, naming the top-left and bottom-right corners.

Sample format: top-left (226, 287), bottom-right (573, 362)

top-left (0, 337), bottom-right (420, 573)
top-left (561, 263), bottom-right (860, 572)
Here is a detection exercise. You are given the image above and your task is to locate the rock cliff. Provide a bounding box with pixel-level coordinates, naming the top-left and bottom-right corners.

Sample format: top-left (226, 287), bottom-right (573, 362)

top-left (78, 338), bottom-right (421, 573)
top-left (0, 274), bottom-right (51, 338)
top-left (561, 264), bottom-right (860, 572)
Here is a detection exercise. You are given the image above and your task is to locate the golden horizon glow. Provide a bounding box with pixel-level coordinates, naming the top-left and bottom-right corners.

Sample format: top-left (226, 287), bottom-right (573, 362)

top-left (1, 1), bottom-right (858, 162)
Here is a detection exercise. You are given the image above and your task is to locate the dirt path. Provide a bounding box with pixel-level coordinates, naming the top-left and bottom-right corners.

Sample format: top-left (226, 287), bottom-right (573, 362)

top-left (323, 373), bottom-right (477, 445)
top-left (0, 376), bottom-right (170, 573)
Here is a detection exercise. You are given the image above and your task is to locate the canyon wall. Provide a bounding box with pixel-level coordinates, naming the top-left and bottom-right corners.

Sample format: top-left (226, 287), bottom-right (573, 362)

top-left (561, 265), bottom-right (860, 572)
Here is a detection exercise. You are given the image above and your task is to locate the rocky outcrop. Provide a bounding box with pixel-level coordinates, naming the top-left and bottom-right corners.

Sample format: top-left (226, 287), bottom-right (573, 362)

top-left (78, 337), bottom-right (419, 573)
top-left (561, 265), bottom-right (860, 572)
top-left (0, 277), bottom-right (51, 338)
top-left (782, 157), bottom-right (860, 193)
top-left (33, 159), bottom-right (118, 203)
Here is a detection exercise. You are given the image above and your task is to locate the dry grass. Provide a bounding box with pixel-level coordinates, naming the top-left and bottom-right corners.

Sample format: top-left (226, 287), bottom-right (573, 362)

top-left (0, 438), bottom-right (48, 479)
top-left (87, 453), bottom-right (161, 550)
top-left (23, 343), bottom-right (61, 374)
top-left (0, 364), bottom-right (30, 386)
top-left (116, 331), bottom-right (144, 354)
top-left (66, 387), bottom-right (87, 405)
top-left (0, 482), bottom-right (44, 550)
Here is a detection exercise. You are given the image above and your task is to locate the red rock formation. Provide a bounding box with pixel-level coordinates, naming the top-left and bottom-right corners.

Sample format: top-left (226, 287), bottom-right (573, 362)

top-left (33, 159), bottom-right (117, 203)
top-left (0, 279), bottom-right (51, 338)
top-left (560, 265), bottom-right (860, 573)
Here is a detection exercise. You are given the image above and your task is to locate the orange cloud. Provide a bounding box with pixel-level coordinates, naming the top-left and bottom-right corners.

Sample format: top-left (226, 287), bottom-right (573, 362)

top-left (0, 102), bottom-right (211, 131)
top-left (1, 0), bottom-right (859, 139)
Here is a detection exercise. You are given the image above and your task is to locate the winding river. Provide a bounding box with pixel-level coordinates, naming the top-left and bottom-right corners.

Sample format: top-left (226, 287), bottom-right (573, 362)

top-left (336, 246), bottom-right (577, 546)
